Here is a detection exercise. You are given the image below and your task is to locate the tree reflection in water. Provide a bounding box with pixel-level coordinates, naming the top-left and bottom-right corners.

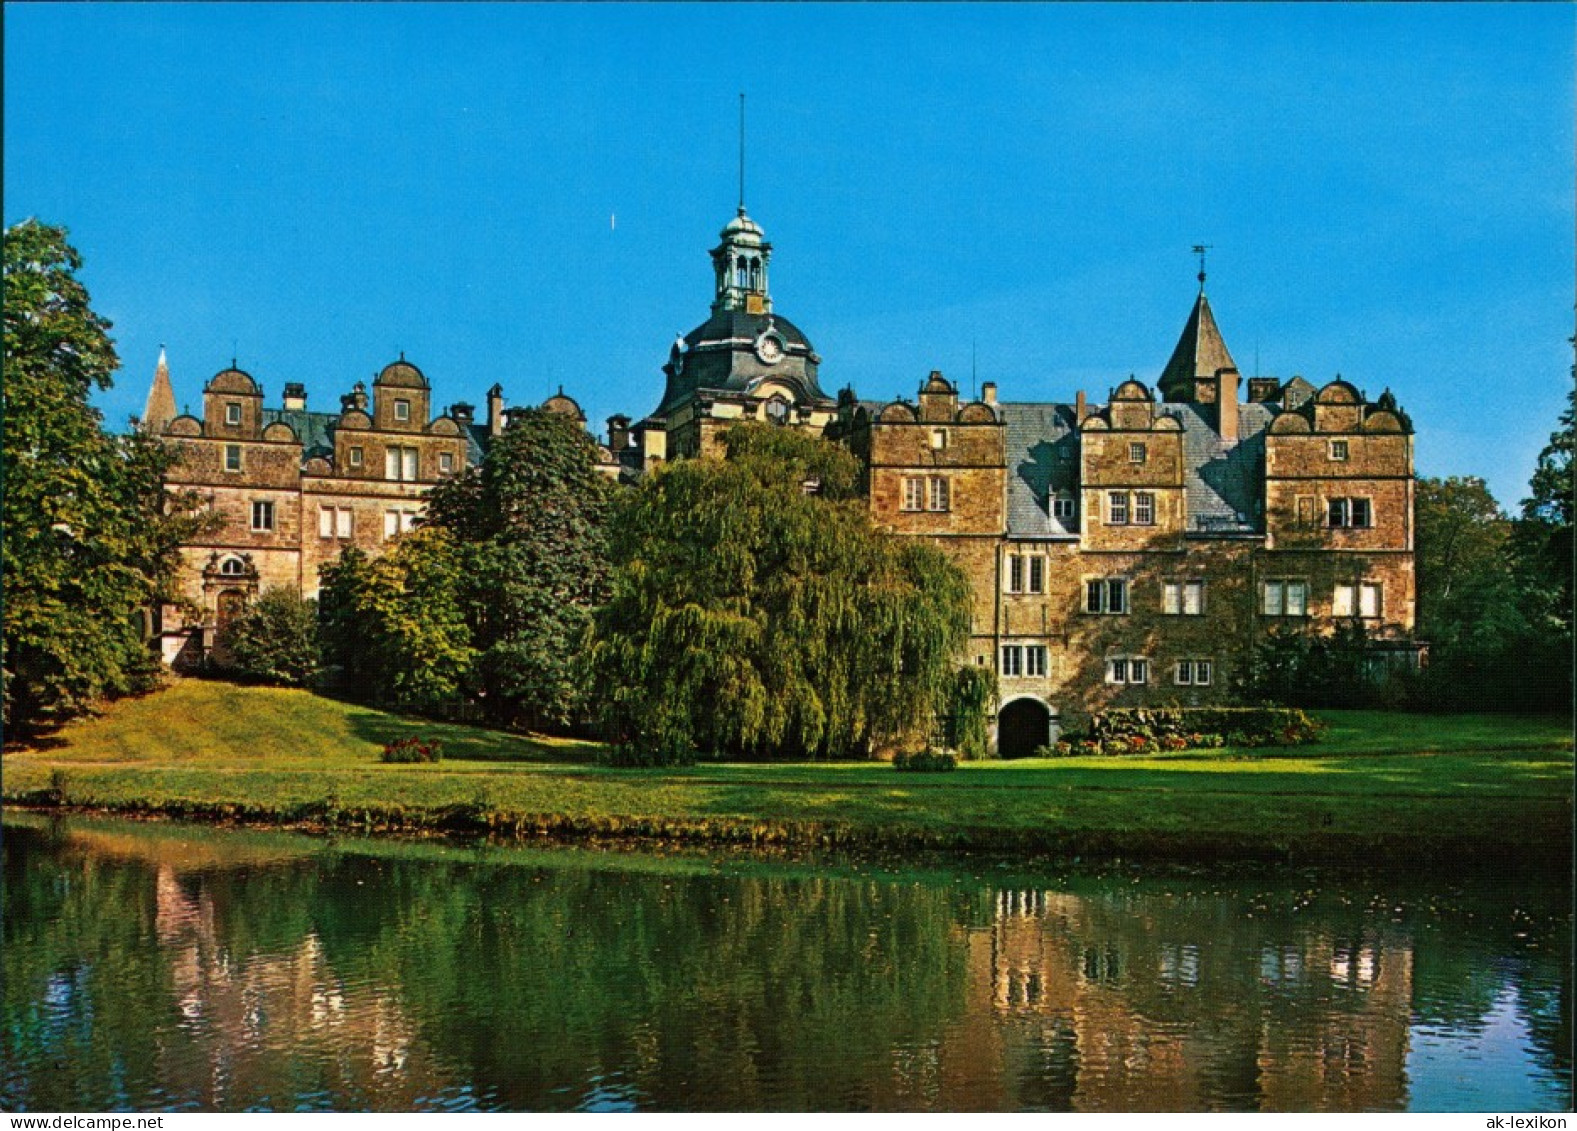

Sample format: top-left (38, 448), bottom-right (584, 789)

top-left (2, 814), bottom-right (1569, 1112)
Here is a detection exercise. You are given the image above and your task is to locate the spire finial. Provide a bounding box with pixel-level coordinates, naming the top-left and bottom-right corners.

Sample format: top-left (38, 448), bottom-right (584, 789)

top-left (1192, 244), bottom-right (1212, 293)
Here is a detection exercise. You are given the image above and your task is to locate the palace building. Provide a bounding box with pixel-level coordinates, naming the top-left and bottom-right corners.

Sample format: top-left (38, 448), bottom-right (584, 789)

top-left (146, 200), bottom-right (1419, 753)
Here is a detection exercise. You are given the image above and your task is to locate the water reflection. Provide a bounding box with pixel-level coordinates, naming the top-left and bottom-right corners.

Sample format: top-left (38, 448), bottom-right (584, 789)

top-left (2, 814), bottom-right (1569, 1111)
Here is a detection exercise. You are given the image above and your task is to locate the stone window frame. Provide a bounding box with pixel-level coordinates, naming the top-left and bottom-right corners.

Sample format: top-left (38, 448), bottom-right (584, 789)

top-left (348, 446), bottom-right (364, 468)
top-left (1129, 442), bottom-right (1148, 464)
top-left (1162, 579), bottom-right (1205, 616)
top-left (1174, 658), bottom-right (1214, 686)
top-left (1333, 581), bottom-right (1383, 619)
top-left (225, 402), bottom-right (242, 426)
top-left (224, 444), bottom-right (243, 473)
top-left (927, 476), bottom-right (951, 513)
top-left (1051, 492), bottom-right (1076, 521)
top-left (1262, 579), bottom-right (1310, 617)
top-left (394, 399), bottom-right (411, 422)
top-left (320, 507), bottom-right (354, 540)
top-left (385, 446), bottom-right (420, 482)
top-left (250, 499), bottom-right (275, 532)
top-left (439, 451), bottom-right (455, 475)
top-left (1005, 552), bottom-right (1046, 595)
top-left (1329, 439), bottom-right (1350, 462)
top-left (382, 508), bottom-right (419, 541)
top-left (901, 476), bottom-right (925, 512)
top-left (999, 643), bottom-right (1049, 678)
top-left (1108, 491), bottom-right (1129, 525)
top-left (1133, 491), bottom-right (1156, 526)
top-left (1084, 576), bottom-right (1129, 615)
top-left (1106, 655), bottom-right (1149, 685)
top-left (930, 428), bottom-right (949, 451)
top-left (218, 555), bottom-right (248, 577)
top-left (1327, 496), bottom-right (1373, 528)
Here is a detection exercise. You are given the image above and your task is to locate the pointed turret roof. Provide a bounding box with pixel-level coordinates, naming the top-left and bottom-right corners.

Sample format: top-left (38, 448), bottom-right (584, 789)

top-left (142, 346), bottom-right (177, 433)
top-left (1157, 291), bottom-right (1237, 403)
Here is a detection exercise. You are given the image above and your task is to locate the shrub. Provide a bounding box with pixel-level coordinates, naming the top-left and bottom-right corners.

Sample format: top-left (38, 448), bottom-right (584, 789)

top-left (380, 736), bottom-right (443, 764)
top-left (1035, 740), bottom-right (1076, 758)
top-left (893, 748), bottom-right (957, 772)
top-left (218, 588), bottom-right (322, 686)
top-left (1090, 707), bottom-right (1324, 749)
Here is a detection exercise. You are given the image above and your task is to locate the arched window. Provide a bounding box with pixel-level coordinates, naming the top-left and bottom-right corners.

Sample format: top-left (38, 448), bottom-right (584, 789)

top-left (218, 556), bottom-right (247, 577)
top-left (748, 257), bottom-right (762, 291)
top-left (735, 255), bottom-right (749, 289)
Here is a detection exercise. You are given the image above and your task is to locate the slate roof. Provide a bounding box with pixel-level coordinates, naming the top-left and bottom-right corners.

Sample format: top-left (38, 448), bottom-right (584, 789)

top-left (1157, 401), bottom-right (1276, 536)
top-left (262, 408), bottom-right (337, 463)
top-left (1000, 402), bottom-right (1081, 538)
top-left (1158, 292), bottom-right (1238, 403)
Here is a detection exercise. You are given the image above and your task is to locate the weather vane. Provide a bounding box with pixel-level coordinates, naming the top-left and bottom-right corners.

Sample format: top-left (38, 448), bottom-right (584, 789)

top-left (1192, 244), bottom-right (1212, 292)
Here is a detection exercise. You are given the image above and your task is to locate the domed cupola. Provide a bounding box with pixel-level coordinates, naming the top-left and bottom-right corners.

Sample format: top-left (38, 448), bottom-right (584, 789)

top-left (654, 205), bottom-right (832, 420)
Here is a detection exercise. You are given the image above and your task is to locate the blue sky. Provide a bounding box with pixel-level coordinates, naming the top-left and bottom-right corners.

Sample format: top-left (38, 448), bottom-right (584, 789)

top-left (5, 3), bottom-right (1572, 508)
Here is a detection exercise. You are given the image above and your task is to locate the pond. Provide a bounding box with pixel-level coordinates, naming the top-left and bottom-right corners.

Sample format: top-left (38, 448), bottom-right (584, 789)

top-left (2, 812), bottom-right (1569, 1112)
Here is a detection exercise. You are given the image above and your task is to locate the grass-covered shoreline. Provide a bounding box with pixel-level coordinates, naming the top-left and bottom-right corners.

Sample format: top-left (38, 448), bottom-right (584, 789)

top-left (3, 679), bottom-right (1571, 865)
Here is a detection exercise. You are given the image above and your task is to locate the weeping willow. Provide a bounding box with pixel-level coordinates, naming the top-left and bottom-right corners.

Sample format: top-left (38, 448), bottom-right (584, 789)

top-left (590, 426), bottom-right (973, 764)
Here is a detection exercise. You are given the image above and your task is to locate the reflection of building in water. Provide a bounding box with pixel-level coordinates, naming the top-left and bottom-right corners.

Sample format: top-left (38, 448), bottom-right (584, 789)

top-left (150, 862), bottom-right (446, 1110)
top-left (948, 887), bottom-right (1413, 1111)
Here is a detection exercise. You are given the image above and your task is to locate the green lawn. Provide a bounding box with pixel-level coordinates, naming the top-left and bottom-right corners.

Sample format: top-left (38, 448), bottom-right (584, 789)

top-left (4, 679), bottom-right (1570, 863)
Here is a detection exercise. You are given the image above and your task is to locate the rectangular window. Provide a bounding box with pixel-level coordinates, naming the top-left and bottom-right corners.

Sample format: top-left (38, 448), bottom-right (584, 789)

top-left (902, 477), bottom-right (924, 512)
top-left (225, 402), bottom-right (242, 426)
top-left (386, 446), bottom-right (420, 482)
top-left (1028, 556), bottom-right (1044, 594)
top-left (1086, 578), bottom-right (1128, 614)
top-left (1175, 659), bottom-right (1214, 686)
top-left (1109, 492), bottom-right (1129, 525)
top-left (251, 500), bottom-right (274, 532)
top-left (1052, 494), bottom-right (1076, 521)
top-left (1107, 657), bottom-right (1148, 685)
top-left (1263, 580), bottom-right (1309, 616)
top-left (1008, 554), bottom-right (1024, 594)
top-left (394, 399), bottom-right (411, 422)
top-left (1000, 645), bottom-right (1022, 677)
top-left (1164, 580), bottom-right (1204, 615)
top-left (319, 507), bottom-right (335, 539)
top-left (439, 451), bottom-right (455, 474)
top-left (1337, 582), bottom-right (1383, 618)
top-left (1296, 496), bottom-right (1316, 528)
top-left (384, 510), bottom-right (399, 539)
top-left (1129, 442), bottom-right (1148, 464)
top-left (1360, 582), bottom-right (1380, 618)
top-left (930, 428), bottom-right (948, 450)
top-left (928, 476), bottom-right (950, 512)
top-left (403, 447), bottom-right (418, 481)
top-left (348, 446), bottom-right (364, 468)
top-left (1025, 645), bottom-right (1048, 677)
top-left (1134, 492), bottom-right (1155, 526)
top-left (1329, 497), bottom-right (1373, 528)
top-left (1330, 439), bottom-right (1349, 461)
top-left (336, 508), bottom-right (353, 538)
top-left (225, 444), bottom-right (242, 472)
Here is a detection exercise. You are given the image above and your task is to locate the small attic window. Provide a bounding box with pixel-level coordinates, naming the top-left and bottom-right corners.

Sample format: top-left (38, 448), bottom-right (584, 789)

top-left (394, 399), bottom-right (411, 422)
top-left (225, 402), bottom-right (242, 425)
top-left (348, 446), bottom-right (363, 467)
top-left (930, 428), bottom-right (949, 450)
top-left (1329, 439), bottom-right (1349, 461)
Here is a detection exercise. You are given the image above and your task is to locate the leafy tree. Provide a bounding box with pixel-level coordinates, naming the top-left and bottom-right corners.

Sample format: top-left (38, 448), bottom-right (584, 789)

top-left (2, 219), bottom-right (207, 735)
top-left (588, 425), bottom-right (973, 764)
top-left (318, 528), bottom-right (476, 712)
top-left (422, 407), bottom-right (613, 730)
top-left (218, 587), bottom-right (322, 686)
top-left (1508, 381), bottom-right (1575, 711)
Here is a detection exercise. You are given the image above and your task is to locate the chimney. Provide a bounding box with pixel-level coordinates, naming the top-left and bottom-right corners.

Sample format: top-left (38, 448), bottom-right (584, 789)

top-left (607, 413), bottom-right (632, 454)
top-left (981, 381), bottom-right (997, 406)
top-left (1075, 390), bottom-right (1088, 424)
top-left (487, 383), bottom-right (506, 436)
top-left (1216, 367), bottom-right (1240, 442)
top-left (282, 382), bottom-right (307, 411)
top-left (1247, 377), bottom-right (1281, 404)
top-left (450, 402), bottom-right (475, 426)
top-left (352, 381), bottom-right (368, 412)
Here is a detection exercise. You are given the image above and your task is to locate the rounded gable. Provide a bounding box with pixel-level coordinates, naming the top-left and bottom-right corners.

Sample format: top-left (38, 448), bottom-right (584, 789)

top-left (303, 456), bottom-right (333, 476)
top-left (958, 402), bottom-right (998, 424)
top-left (1112, 378), bottom-right (1153, 402)
top-left (205, 368), bottom-right (261, 396)
top-left (877, 402), bottom-right (918, 424)
top-left (167, 415), bottom-right (203, 437)
top-left (427, 416), bottom-right (461, 436)
top-left (376, 358), bottom-right (429, 389)
top-left (1362, 410), bottom-right (1404, 433)
top-left (261, 421), bottom-right (299, 443)
top-left (1315, 379), bottom-right (1360, 404)
top-left (541, 390), bottom-right (586, 421)
top-left (337, 409), bottom-right (373, 430)
top-left (1270, 411), bottom-right (1312, 434)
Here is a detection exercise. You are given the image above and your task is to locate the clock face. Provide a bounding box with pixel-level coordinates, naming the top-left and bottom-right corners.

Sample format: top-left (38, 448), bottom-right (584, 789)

top-left (755, 334), bottom-right (784, 364)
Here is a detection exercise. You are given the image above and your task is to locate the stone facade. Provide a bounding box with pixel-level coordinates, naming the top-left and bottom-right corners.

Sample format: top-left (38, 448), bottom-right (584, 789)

top-left (148, 200), bottom-right (1420, 754)
top-left (148, 358), bottom-right (613, 667)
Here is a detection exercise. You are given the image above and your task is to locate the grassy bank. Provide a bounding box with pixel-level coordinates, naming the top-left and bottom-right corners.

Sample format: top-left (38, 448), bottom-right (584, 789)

top-left (4, 679), bottom-right (1571, 864)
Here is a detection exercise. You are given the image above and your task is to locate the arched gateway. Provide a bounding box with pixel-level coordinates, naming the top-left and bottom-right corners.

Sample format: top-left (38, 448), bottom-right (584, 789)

top-left (997, 696), bottom-right (1056, 759)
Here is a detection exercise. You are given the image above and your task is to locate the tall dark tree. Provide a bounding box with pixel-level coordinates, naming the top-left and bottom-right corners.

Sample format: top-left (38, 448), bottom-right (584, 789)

top-left (589, 425), bottom-right (974, 764)
top-left (1509, 381), bottom-right (1575, 711)
top-left (318, 528), bottom-right (476, 712)
top-left (2, 220), bottom-right (205, 734)
top-left (422, 407), bottom-right (613, 730)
